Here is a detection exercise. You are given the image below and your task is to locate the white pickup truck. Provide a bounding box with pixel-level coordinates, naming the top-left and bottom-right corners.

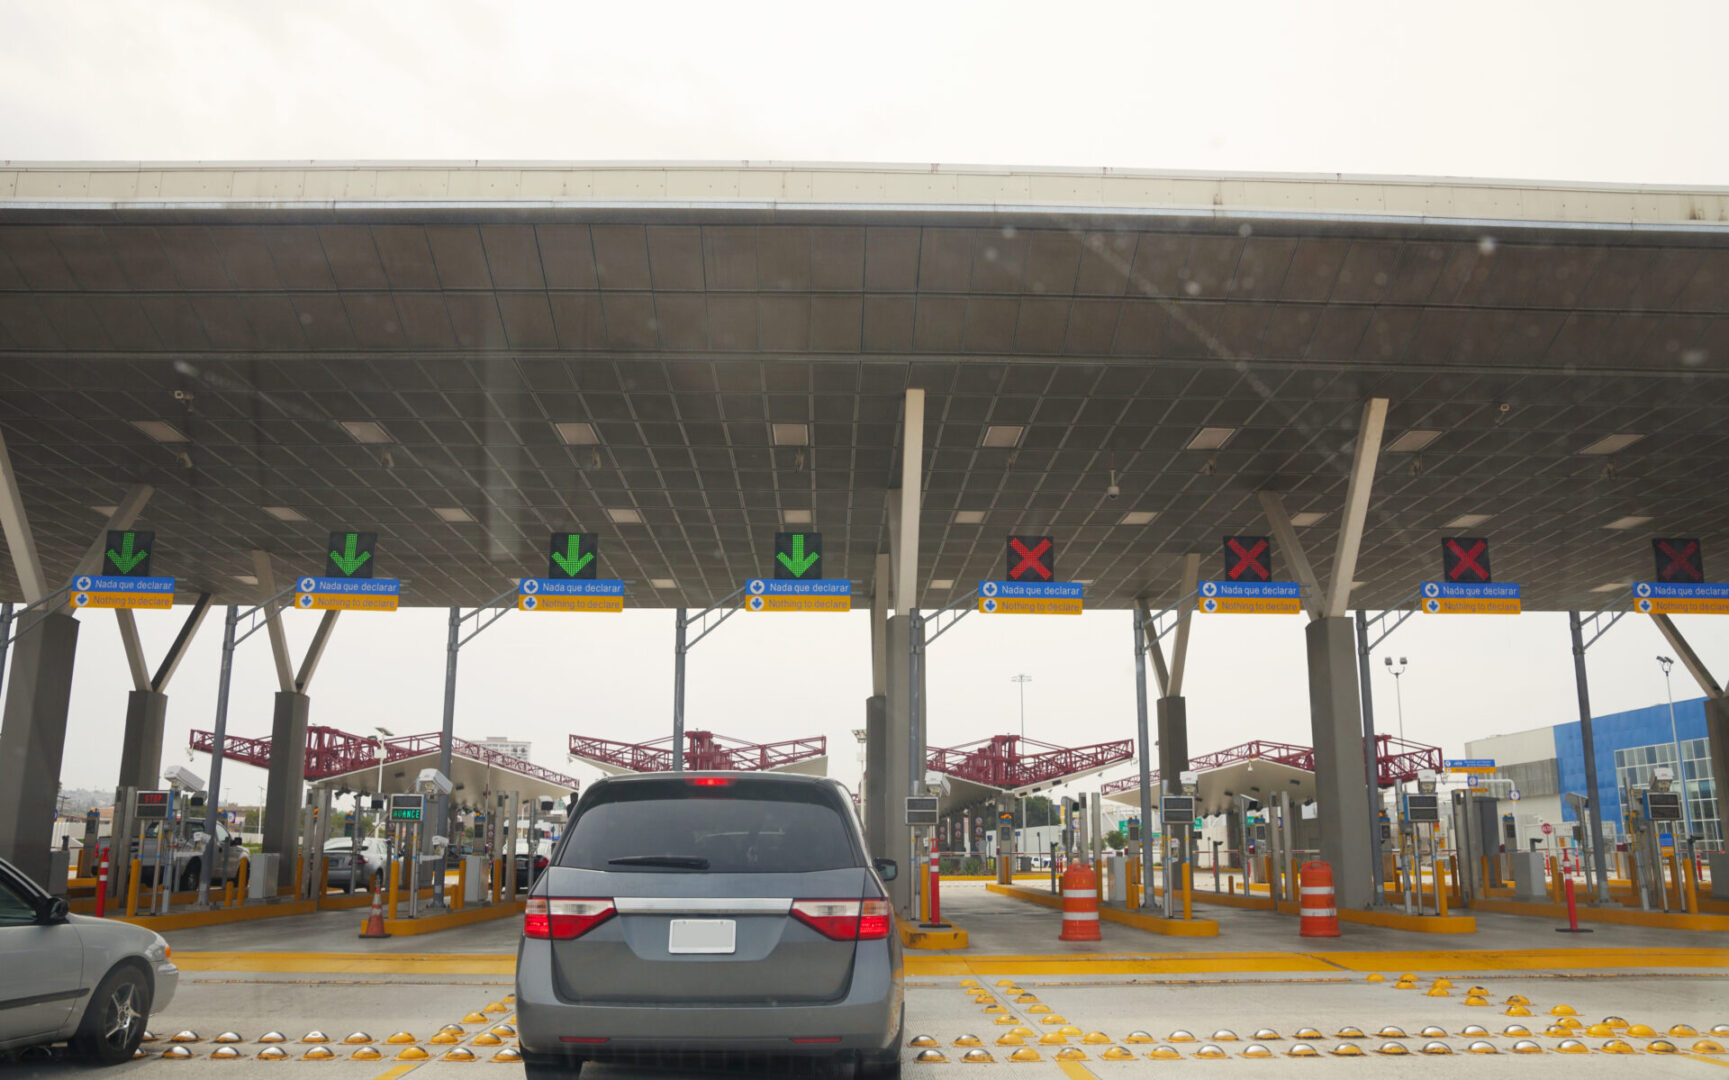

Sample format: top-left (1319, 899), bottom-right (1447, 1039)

top-left (130, 818), bottom-right (245, 892)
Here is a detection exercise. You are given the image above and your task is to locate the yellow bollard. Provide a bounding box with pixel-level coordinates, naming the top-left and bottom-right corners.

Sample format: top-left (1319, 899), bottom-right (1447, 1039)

top-left (919, 861), bottom-right (931, 919)
top-left (1684, 857), bottom-right (1700, 915)
top-left (1127, 858), bottom-right (1141, 908)
top-left (1182, 863), bottom-right (1192, 920)
top-left (235, 857), bottom-right (249, 908)
top-left (318, 858), bottom-right (329, 908)
top-left (1670, 853), bottom-right (1685, 909)
top-left (125, 858), bottom-right (141, 917)
top-left (454, 860), bottom-right (466, 911)
top-left (493, 858), bottom-right (503, 904)
top-left (1436, 859), bottom-right (1449, 917)
top-left (294, 853), bottom-right (304, 899)
top-left (386, 858), bottom-right (401, 918)
top-left (1480, 855), bottom-right (1490, 893)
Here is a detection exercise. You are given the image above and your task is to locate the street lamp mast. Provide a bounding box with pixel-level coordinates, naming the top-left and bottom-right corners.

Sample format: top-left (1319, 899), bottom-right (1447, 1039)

top-left (1011, 675), bottom-right (1032, 830)
top-left (1656, 656), bottom-right (1696, 841)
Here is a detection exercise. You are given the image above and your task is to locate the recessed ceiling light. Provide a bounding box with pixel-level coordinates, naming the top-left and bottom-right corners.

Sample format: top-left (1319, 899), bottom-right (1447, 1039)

top-left (954, 510), bottom-right (986, 525)
top-left (1075, 579), bottom-right (1095, 586)
top-left (981, 425), bottom-right (1024, 448)
top-left (233, 574), bottom-right (259, 586)
top-left (1385, 429), bottom-right (1441, 453)
top-left (1579, 433), bottom-right (1643, 456)
top-left (262, 506), bottom-right (307, 522)
top-left (1290, 512), bottom-right (1327, 527)
top-left (1445, 514), bottom-right (1492, 529)
top-left (433, 507), bottom-right (474, 523)
top-left (1120, 511), bottom-right (1157, 526)
top-left (1185, 427), bottom-right (1236, 451)
top-left (771, 423), bottom-right (809, 446)
top-left (1590, 581), bottom-right (1630, 593)
top-left (339, 421), bottom-right (391, 444)
top-left (782, 509), bottom-right (813, 525)
top-left (555, 422), bottom-right (600, 445)
top-left (1604, 515), bottom-right (1652, 530)
top-left (131, 420), bottom-right (189, 443)
top-left (90, 505), bottom-right (118, 516)
top-left (650, 578), bottom-right (676, 589)
top-left (606, 508), bottom-right (642, 524)
top-left (929, 579), bottom-right (955, 590)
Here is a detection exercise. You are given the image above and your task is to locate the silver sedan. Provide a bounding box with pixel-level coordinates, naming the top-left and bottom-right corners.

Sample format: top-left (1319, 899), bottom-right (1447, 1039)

top-left (0, 857), bottom-right (178, 1065)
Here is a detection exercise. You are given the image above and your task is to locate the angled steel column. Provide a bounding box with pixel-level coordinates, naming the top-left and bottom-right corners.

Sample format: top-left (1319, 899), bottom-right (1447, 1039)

top-left (672, 609), bottom-right (687, 772)
top-left (1132, 610), bottom-right (1155, 909)
top-left (431, 605), bottom-right (459, 900)
top-left (197, 605), bottom-right (239, 905)
top-left (1569, 612), bottom-right (1612, 903)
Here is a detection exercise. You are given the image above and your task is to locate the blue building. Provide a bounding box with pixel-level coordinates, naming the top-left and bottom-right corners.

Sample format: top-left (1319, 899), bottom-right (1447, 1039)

top-left (1466, 697), bottom-right (1718, 852)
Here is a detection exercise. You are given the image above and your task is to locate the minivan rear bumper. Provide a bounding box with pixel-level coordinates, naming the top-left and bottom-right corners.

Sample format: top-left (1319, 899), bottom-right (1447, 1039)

top-left (516, 935), bottom-right (901, 1058)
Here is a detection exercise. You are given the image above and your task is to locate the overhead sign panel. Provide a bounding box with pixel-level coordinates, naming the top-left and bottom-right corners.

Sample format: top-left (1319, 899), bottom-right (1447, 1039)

top-left (774, 532), bottom-right (823, 579)
top-left (1633, 581), bottom-right (1729, 615)
top-left (1224, 536), bottom-right (1272, 582)
top-left (300, 530), bottom-right (399, 610)
top-left (1196, 579), bottom-right (1301, 615)
top-left (548, 532), bottom-right (599, 579)
top-left (103, 530), bottom-right (154, 577)
top-left (1653, 538), bottom-right (1704, 583)
top-left (905, 796), bottom-right (938, 826)
top-left (1442, 537), bottom-right (1492, 583)
top-left (1006, 536), bottom-right (1055, 582)
top-left (518, 578), bottom-right (625, 612)
top-left (388, 793), bottom-right (425, 822)
top-left (744, 577), bottom-right (851, 612)
top-left (1420, 581), bottom-right (1520, 614)
top-left (977, 579), bottom-right (1083, 615)
top-left (69, 573), bottom-right (175, 610)
top-left (1445, 758), bottom-right (1497, 774)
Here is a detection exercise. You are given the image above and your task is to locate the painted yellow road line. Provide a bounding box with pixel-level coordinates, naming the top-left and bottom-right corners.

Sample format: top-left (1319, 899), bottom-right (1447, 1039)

top-left (370, 1064), bottom-right (423, 1080)
top-left (1684, 1053), bottom-right (1729, 1069)
top-left (1057, 1059), bottom-right (1098, 1079)
top-left (174, 951), bottom-right (515, 975)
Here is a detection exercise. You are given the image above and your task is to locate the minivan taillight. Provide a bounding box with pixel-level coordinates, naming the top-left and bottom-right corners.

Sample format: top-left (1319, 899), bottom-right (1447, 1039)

top-left (524, 897), bottom-right (615, 940)
top-left (791, 899), bottom-right (891, 941)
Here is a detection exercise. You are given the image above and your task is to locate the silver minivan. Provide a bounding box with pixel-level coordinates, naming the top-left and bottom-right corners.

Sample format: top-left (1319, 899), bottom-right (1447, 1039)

top-left (516, 772), bottom-right (902, 1077)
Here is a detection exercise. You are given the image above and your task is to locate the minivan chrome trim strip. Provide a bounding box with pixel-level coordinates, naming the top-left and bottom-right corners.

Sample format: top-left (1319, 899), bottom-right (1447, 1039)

top-left (613, 897), bottom-right (793, 915)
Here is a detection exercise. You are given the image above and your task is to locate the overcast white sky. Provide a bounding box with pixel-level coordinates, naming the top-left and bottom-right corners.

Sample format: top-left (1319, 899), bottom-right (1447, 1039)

top-left (7, 1), bottom-right (1728, 800)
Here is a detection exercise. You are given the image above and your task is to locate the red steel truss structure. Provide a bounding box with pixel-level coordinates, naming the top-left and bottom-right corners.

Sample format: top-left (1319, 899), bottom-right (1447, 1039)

top-left (1099, 734), bottom-right (1442, 798)
top-left (189, 726), bottom-right (581, 789)
top-left (567, 730), bottom-right (827, 773)
top-left (925, 734), bottom-right (1134, 791)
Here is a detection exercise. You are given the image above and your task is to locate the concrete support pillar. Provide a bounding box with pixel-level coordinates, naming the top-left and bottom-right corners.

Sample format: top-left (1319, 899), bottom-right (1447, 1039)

top-left (263, 691), bottom-right (311, 890)
top-left (1156, 695), bottom-right (1189, 792)
top-left (0, 612), bottom-right (80, 885)
top-left (1709, 697), bottom-right (1729, 848)
top-left (1305, 616), bottom-right (1375, 910)
top-left (863, 694), bottom-right (887, 855)
top-left (117, 690), bottom-right (170, 792)
top-left (883, 615), bottom-right (915, 917)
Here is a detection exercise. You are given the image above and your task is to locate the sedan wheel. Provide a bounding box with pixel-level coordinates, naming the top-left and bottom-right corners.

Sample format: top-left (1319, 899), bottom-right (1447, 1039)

top-left (74, 966), bottom-right (152, 1066)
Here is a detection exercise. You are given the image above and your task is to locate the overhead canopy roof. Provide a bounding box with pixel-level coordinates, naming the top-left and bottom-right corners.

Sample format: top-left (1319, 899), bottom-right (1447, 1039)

top-left (2, 163), bottom-right (1726, 611)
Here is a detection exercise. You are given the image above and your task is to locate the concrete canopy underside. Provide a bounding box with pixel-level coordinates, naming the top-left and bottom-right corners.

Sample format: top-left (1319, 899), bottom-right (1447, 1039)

top-left (1105, 758), bottom-right (1318, 818)
top-left (313, 749), bottom-right (576, 804)
top-left (0, 163), bottom-right (1726, 611)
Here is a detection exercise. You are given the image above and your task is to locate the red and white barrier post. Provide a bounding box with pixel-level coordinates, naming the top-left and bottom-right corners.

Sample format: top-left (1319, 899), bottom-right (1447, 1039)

top-left (94, 845), bottom-right (109, 919)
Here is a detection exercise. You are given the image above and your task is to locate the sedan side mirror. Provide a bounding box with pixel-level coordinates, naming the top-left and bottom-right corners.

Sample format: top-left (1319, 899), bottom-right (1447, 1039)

top-left (38, 896), bottom-right (70, 924)
top-left (873, 858), bottom-right (898, 882)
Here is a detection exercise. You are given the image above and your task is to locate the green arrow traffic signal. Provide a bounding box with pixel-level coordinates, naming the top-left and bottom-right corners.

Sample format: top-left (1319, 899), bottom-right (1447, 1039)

top-left (104, 530), bottom-right (153, 576)
top-left (775, 532), bottom-right (821, 578)
top-left (324, 531), bottom-right (377, 578)
top-left (549, 532), bottom-right (598, 579)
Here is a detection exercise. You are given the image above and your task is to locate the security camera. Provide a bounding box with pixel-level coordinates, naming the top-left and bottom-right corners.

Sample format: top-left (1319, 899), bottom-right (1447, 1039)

top-left (163, 765), bottom-right (207, 795)
top-left (416, 768), bottom-right (452, 797)
top-left (1107, 483), bottom-right (1120, 500)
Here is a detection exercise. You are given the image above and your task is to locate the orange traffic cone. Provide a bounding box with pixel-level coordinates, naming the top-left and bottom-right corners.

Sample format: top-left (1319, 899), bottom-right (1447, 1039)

top-left (359, 885), bottom-right (390, 939)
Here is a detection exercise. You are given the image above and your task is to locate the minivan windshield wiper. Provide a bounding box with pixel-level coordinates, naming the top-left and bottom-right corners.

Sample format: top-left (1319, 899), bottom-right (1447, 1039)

top-left (607, 855), bottom-right (710, 869)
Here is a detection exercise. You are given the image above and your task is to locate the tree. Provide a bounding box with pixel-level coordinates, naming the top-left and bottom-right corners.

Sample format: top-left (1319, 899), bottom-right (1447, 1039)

top-left (1105, 829), bottom-right (1127, 851)
top-left (1021, 795), bottom-right (1055, 828)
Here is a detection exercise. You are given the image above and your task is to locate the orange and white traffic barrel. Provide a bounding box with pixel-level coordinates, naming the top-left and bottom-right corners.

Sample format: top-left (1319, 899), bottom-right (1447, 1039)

top-left (1059, 862), bottom-right (1101, 941)
top-left (1298, 861), bottom-right (1340, 937)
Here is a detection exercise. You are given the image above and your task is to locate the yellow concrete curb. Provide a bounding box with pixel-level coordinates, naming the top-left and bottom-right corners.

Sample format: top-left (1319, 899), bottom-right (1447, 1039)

top-left (369, 900), bottom-right (525, 936)
top-left (111, 900), bottom-right (318, 931)
top-left (1470, 896), bottom-right (1729, 931)
top-left (987, 883), bottom-right (1220, 937)
top-left (896, 916), bottom-right (969, 950)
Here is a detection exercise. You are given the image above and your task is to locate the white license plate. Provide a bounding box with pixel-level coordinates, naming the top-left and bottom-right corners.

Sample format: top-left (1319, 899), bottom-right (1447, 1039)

top-left (668, 918), bottom-right (736, 955)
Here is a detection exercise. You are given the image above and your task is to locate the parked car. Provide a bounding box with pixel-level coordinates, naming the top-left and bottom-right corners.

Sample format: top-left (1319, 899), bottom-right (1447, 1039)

top-left (516, 772), bottom-right (902, 1078)
top-left (132, 817), bottom-right (244, 892)
top-left (323, 837), bottom-right (391, 891)
top-left (0, 856), bottom-right (179, 1065)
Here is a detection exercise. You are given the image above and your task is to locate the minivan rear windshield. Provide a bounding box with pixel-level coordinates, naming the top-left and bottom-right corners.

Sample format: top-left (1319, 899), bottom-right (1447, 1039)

top-left (560, 778), bottom-right (860, 874)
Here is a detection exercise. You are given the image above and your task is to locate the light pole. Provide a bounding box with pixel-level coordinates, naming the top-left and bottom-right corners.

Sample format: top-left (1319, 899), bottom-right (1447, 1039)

top-left (1011, 675), bottom-right (1032, 834)
top-left (1656, 656), bottom-right (1695, 841)
top-left (1383, 657), bottom-right (1408, 798)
